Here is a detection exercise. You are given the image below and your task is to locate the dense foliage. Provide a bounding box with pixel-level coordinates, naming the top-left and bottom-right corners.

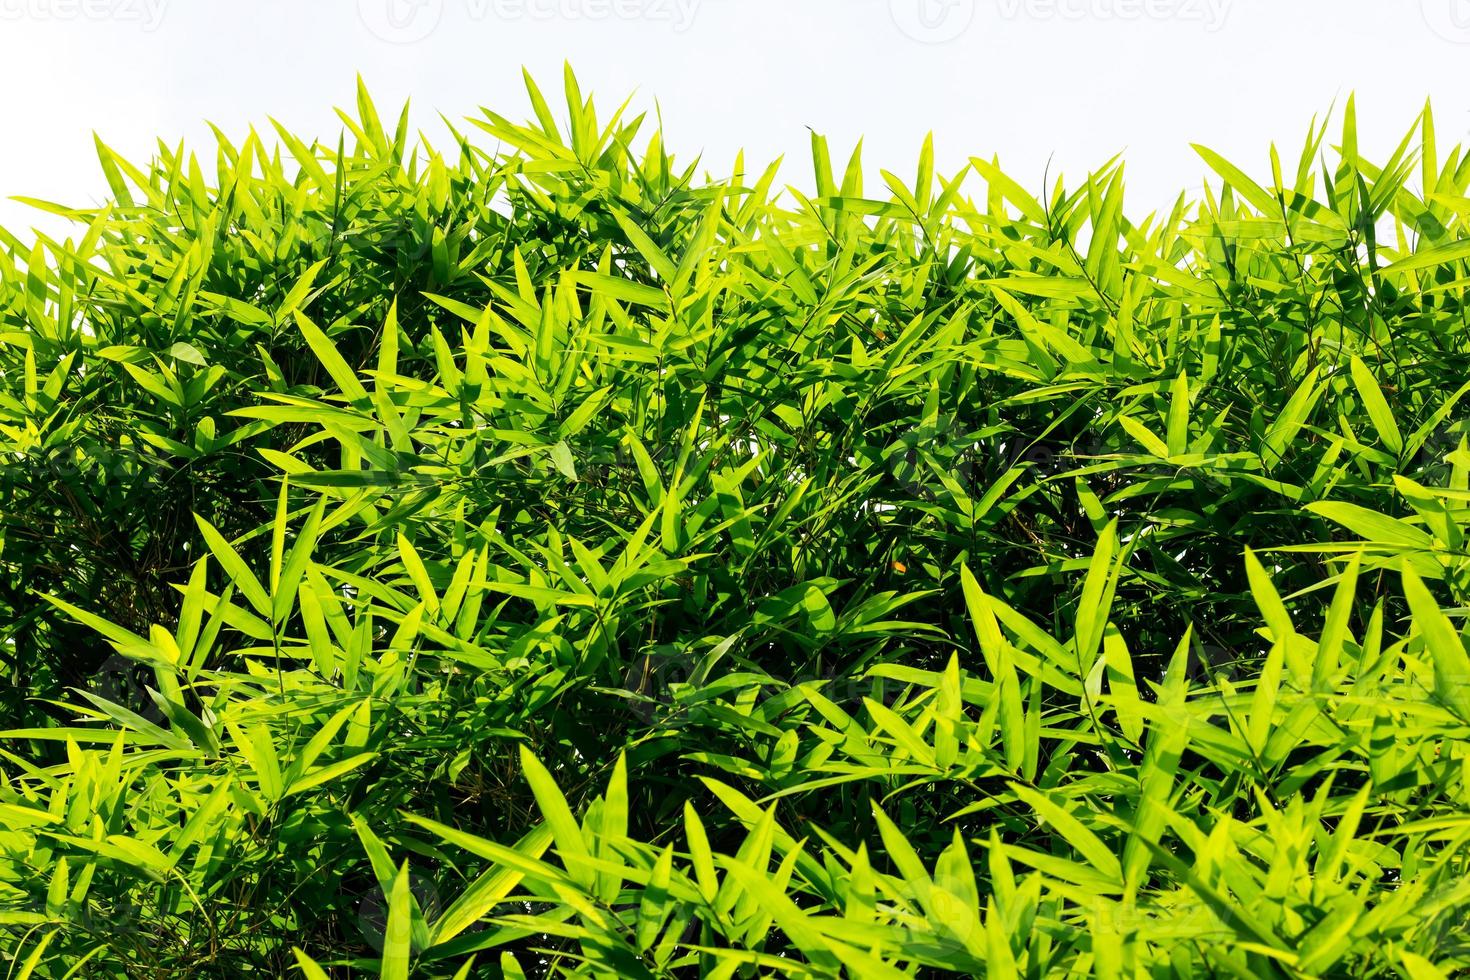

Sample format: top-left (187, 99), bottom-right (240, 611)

top-left (3, 71), bottom-right (1470, 977)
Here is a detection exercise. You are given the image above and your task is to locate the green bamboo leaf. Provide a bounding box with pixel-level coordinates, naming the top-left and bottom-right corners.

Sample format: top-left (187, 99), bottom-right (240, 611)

top-left (381, 862), bottom-right (413, 980)
top-left (1245, 548), bottom-right (1295, 642)
top-left (12, 930), bottom-right (56, 980)
top-left (291, 950), bottom-right (333, 980)
top-left (1192, 144), bottom-right (1281, 214)
top-left (1118, 415), bottom-right (1170, 458)
top-left (431, 823), bottom-right (555, 945)
top-left (548, 440), bottom-right (578, 481)
top-left (611, 209), bottom-right (678, 283)
top-left (1009, 783), bottom-right (1122, 883)
top-left (397, 532), bottom-right (441, 617)
top-left (293, 309), bottom-right (370, 405)
top-left (1349, 356), bottom-right (1403, 455)
top-left (1305, 501), bottom-right (1434, 548)
top-left (276, 259), bottom-right (328, 322)
top-left (573, 271), bottom-right (669, 309)
top-left (1166, 371), bottom-right (1190, 456)
top-left (283, 752), bottom-right (376, 797)
top-left (518, 746), bottom-right (595, 888)
top-left (1404, 567), bottom-right (1470, 720)
top-left (1261, 366), bottom-right (1322, 470)
top-left (1383, 237), bottom-right (1470, 273)
top-left (715, 859), bottom-right (842, 972)
top-left (42, 595), bottom-right (161, 664)
top-left (168, 341), bottom-right (208, 366)
top-left (194, 515), bottom-right (272, 617)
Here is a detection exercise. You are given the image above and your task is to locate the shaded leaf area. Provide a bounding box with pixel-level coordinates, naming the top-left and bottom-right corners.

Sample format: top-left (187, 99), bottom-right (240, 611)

top-left (3, 74), bottom-right (1470, 976)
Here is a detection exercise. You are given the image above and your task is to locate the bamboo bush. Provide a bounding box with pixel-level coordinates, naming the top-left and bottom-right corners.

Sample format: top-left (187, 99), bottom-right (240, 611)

top-left (2, 69), bottom-right (1470, 976)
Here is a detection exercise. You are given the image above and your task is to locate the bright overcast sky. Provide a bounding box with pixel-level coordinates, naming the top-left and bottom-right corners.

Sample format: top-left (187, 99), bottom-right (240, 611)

top-left (1, 0), bottom-right (1467, 238)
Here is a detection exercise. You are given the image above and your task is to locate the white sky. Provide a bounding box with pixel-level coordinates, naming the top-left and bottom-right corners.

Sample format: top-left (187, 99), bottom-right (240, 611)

top-left (1, 0), bottom-right (1467, 239)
